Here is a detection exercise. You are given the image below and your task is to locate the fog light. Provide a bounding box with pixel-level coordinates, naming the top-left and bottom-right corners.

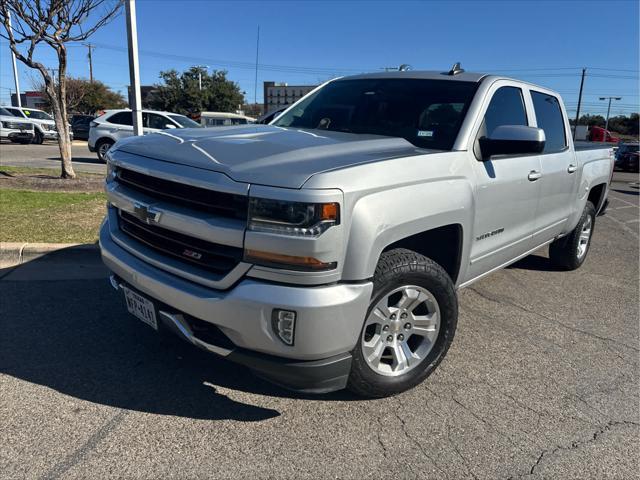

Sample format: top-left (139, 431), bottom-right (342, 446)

top-left (272, 309), bottom-right (296, 346)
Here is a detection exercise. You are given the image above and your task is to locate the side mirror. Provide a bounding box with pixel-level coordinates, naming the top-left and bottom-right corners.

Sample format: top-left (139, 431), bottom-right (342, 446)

top-left (479, 125), bottom-right (545, 159)
top-left (165, 124), bottom-right (177, 129)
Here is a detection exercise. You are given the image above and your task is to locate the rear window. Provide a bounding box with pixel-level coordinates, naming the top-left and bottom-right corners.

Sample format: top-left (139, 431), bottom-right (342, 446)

top-left (107, 112), bottom-right (133, 126)
top-left (531, 91), bottom-right (567, 153)
top-left (273, 78), bottom-right (479, 150)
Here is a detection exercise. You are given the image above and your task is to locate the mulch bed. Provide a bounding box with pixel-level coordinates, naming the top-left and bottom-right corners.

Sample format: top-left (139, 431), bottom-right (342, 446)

top-left (0, 171), bottom-right (104, 193)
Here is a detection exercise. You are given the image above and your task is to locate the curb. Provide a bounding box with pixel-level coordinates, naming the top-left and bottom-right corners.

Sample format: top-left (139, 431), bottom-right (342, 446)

top-left (0, 242), bottom-right (99, 268)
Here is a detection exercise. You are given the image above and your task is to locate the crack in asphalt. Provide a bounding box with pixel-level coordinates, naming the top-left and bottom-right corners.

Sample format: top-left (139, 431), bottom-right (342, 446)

top-left (467, 286), bottom-right (640, 353)
top-left (506, 420), bottom-right (640, 479)
top-left (392, 406), bottom-right (452, 480)
top-left (445, 419), bottom-right (480, 480)
top-left (40, 410), bottom-right (128, 480)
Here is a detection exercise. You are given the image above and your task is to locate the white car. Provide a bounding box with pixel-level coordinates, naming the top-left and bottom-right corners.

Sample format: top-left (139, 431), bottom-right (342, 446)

top-left (0, 106), bottom-right (35, 144)
top-left (88, 109), bottom-right (201, 161)
top-left (2, 106), bottom-right (69, 144)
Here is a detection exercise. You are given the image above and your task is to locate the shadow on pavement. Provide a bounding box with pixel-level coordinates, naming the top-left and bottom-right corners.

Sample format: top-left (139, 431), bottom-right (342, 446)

top-left (0, 247), bottom-right (330, 422)
top-left (507, 253), bottom-right (562, 272)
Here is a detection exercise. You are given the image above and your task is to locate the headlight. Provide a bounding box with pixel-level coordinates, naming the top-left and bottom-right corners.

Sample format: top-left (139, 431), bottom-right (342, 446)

top-left (105, 156), bottom-right (116, 181)
top-left (247, 198), bottom-right (339, 236)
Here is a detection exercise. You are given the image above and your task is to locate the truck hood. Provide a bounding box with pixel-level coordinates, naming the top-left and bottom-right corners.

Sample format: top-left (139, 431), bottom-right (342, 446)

top-left (113, 125), bottom-right (426, 188)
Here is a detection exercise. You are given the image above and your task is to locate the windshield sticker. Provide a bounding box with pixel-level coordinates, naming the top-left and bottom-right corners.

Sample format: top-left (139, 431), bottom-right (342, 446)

top-left (417, 130), bottom-right (433, 137)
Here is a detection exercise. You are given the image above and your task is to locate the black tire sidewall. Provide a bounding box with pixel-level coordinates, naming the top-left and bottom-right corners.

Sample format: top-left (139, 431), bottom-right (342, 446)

top-left (348, 251), bottom-right (458, 397)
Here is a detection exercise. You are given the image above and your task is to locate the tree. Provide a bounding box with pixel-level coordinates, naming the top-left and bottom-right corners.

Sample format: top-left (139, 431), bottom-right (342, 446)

top-left (36, 77), bottom-right (126, 114)
top-left (1, 1), bottom-right (123, 178)
top-left (148, 67), bottom-right (244, 116)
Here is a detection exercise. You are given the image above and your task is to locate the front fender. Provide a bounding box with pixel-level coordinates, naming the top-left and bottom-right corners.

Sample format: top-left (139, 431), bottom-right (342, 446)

top-left (340, 179), bottom-right (474, 282)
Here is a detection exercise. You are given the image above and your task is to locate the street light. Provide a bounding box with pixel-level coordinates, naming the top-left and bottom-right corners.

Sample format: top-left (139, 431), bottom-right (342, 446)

top-left (192, 65), bottom-right (209, 90)
top-left (599, 96), bottom-right (622, 132)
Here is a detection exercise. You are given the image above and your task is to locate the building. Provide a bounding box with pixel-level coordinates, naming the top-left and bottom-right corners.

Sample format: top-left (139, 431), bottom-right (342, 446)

top-left (127, 85), bottom-right (159, 108)
top-left (263, 81), bottom-right (316, 114)
top-left (10, 91), bottom-right (48, 109)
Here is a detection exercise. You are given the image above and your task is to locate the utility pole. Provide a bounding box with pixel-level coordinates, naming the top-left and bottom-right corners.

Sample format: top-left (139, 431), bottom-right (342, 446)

top-left (253, 25), bottom-right (260, 106)
top-left (85, 43), bottom-right (94, 82)
top-left (600, 96), bottom-right (622, 132)
top-left (192, 65), bottom-right (208, 90)
top-left (125, 0), bottom-right (143, 136)
top-left (572, 67), bottom-right (586, 140)
top-left (7, 12), bottom-right (21, 107)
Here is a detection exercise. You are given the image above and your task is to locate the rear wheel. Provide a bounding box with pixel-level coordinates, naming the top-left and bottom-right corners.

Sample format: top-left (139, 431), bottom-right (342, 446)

top-left (96, 139), bottom-right (115, 162)
top-left (347, 249), bottom-right (458, 398)
top-left (549, 201), bottom-right (596, 270)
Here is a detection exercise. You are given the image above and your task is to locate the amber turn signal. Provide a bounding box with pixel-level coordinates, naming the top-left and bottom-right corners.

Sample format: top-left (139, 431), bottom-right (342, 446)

top-left (244, 249), bottom-right (337, 271)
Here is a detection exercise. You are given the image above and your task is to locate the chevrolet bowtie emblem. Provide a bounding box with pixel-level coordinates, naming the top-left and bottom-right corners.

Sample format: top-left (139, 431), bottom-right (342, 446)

top-left (132, 202), bottom-right (161, 224)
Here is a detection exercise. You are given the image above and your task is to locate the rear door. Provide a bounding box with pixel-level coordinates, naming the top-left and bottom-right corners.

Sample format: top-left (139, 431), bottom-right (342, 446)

top-left (528, 90), bottom-right (577, 243)
top-left (104, 111), bottom-right (134, 140)
top-left (466, 82), bottom-right (542, 281)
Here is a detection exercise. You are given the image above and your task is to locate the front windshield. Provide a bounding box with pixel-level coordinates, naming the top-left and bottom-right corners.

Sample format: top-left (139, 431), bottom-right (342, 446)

top-left (23, 109), bottom-right (53, 120)
top-left (273, 78), bottom-right (479, 150)
top-left (168, 114), bottom-right (202, 128)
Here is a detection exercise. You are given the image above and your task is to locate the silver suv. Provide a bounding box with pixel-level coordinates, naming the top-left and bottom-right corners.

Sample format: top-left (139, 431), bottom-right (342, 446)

top-left (88, 109), bottom-right (201, 161)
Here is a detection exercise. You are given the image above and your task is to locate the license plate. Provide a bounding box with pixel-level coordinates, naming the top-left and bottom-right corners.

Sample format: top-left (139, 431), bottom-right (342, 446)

top-left (123, 286), bottom-right (157, 330)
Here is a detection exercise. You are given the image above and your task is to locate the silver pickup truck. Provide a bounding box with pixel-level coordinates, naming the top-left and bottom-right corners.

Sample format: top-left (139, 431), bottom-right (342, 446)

top-left (101, 67), bottom-right (613, 397)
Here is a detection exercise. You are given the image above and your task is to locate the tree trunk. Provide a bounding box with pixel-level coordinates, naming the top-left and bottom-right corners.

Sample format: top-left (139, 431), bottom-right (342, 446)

top-left (54, 46), bottom-right (75, 179)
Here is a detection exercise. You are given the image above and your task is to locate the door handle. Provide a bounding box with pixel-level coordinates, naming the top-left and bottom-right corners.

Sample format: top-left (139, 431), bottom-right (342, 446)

top-left (528, 170), bottom-right (542, 181)
top-left (567, 164), bottom-right (577, 173)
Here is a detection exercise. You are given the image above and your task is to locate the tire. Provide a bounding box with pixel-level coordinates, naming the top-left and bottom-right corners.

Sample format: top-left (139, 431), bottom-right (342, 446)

top-left (32, 130), bottom-right (44, 144)
top-left (347, 248), bottom-right (458, 398)
top-left (96, 139), bottom-right (115, 162)
top-left (549, 201), bottom-right (596, 270)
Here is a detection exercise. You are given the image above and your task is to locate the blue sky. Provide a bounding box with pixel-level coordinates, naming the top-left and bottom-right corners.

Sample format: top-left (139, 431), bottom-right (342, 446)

top-left (1, 0), bottom-right (638, 117)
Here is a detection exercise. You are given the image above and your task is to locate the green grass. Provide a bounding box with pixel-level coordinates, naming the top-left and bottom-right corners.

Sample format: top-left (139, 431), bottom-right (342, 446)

top-left (0, 189), bottom-right (106, 243)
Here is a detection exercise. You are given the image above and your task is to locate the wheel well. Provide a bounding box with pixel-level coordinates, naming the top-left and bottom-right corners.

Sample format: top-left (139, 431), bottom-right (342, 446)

top-left (588, 183), bottom-right (606, 211)
top-left (96, 137), bottom-right (115, 146)
top-left (382, 224), bottom-right (463, 283)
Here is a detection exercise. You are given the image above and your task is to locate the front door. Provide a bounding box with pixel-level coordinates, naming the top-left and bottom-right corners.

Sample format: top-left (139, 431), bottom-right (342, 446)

top-left (466, 84), bottom-right (542, 281)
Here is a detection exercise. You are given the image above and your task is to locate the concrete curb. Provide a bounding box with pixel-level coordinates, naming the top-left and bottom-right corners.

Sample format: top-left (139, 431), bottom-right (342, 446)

top-left (0, 242), bottom-right (99, 268)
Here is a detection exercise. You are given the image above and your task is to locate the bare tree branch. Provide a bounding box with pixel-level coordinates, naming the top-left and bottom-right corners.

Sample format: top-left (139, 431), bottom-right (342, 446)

top-left (0, 0), bottom-right (124, 178)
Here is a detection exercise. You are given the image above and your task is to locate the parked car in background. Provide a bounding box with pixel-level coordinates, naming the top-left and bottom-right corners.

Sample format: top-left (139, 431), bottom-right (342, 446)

top-left (0, 106), bottom-right (34, 144)
top-left (71, 114), bottom-right (95, 141)
top-left (101, 68), bottom-right (614, 397)
top-left (200, 112), bottom-right (255, 127)
top-left (255, 108), bottom-right (286, 124)
top-left (615, 142), bottom-right (639, 172)
top-left (2, 106), bottom-right (72, 144)
top-left (88, 109), bottom-right (202, 161)
top-left (588, 126), bottom-right (620, 143)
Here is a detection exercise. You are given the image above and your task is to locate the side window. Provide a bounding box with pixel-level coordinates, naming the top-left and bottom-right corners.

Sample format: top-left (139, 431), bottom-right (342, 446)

top-left (531, 91), bottom-right (566, 153)
top-left (147, 113), bottom-right (170, 129)
top-left (483, 86), bottom-right (528, 136)
top-left (6, 108), bottom-right (23, 118)
top-left (107, 112), bottom-right (132, 126)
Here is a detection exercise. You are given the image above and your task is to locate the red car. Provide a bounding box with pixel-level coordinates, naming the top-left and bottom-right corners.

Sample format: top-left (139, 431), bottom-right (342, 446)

top-left (589, 126), bottom-right (620, 143)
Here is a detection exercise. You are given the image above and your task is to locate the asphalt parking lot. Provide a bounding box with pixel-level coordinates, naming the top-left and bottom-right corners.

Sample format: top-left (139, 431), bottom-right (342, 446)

top-left (1, 173), bottom-right (638, 479)
top-left (0, 140), bottom-right (106, 174)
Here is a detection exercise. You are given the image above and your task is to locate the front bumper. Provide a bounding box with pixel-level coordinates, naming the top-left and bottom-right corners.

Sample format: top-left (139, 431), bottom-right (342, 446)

top-left (100, 221), bottom-right (372, 393)
top-left (7, 131), bottom-right (34, 141)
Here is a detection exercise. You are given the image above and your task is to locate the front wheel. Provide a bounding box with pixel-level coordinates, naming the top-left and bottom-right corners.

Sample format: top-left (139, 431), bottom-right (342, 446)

top-left (549, 201), bottom-right (596, 270)
top-left (347, 249), bottom-right (458, 398)
top-left (32, 130), bottom-right (44, 144)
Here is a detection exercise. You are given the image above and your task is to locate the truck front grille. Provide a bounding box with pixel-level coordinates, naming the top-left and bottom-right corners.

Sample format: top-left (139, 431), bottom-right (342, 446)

top-left (118, 210), bottom-right (242, 275)
top-left (117, 168), bottom-right (248, 220)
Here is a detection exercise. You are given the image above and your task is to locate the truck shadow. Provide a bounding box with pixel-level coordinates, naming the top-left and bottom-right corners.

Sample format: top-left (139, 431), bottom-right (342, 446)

top-left (0, 250), bottom-right (361, 422)
top-left (507, 253), bottom-right (562, 272)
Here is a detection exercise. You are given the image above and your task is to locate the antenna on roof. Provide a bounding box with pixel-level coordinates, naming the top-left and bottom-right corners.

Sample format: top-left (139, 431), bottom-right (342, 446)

top-left (447, 62), bottom-right (465, 75)
top-left (398, 64), bottom-right (412, 71)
